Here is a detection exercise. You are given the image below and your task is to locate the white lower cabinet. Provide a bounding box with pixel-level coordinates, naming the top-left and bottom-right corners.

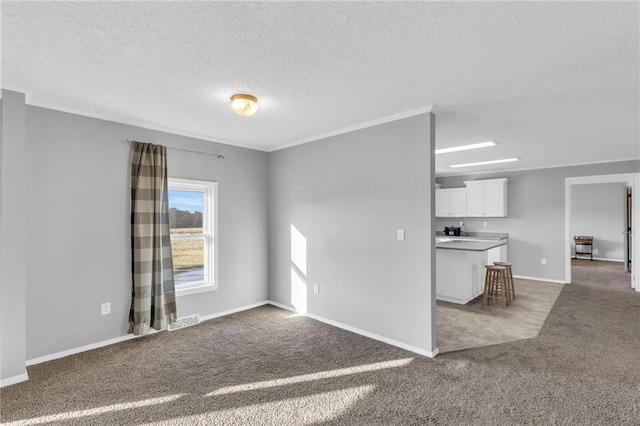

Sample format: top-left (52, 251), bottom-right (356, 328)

top-left (436, 244), bottom-right (508, 304)
top-left (436, 249), bottom-right (487, 304)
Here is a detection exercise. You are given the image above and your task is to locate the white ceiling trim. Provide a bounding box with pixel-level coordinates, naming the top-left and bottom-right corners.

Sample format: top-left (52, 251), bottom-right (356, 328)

top-left (3, 87), bottom-right (637, 176)
top-left (5, 85), bottom-right (443, 154)
top-left (437, 157), bottom-right (640, 178)
top-left (267, 105), bottom-right (440, 152)
top-left (29, 100), bottom-right (256, 149)
top-left (27, 100), bottom-right (257, 150)
top-left (0, 84), bottom-right (259, 151)
top-left (1, 84), bottom-right (33, 99)
top-left (566, 173), bottom-right (638, 185)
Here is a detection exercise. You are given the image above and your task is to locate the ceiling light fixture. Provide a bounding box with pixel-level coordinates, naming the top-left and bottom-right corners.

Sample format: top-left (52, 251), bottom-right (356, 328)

top-left (435, 141), bottom-right (497, 155)
top-left (230, 94), bottom-right (258, 117)
top-left (449, 158), bottom-right (520, 168)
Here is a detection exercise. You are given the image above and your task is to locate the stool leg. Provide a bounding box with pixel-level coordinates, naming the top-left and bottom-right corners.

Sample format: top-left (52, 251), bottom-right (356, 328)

top-left (483, 268), bottom-right (491, 305)
top-left (500, 271), bottom-right (508, 308)
top-left (508, 266), bottom-right (515, 301)
top-left (503, 268), bottom-right (512, 303)
top-left (493, 272), bottom-right (498, 303)
top-left (489, 270), bottom-right (497, 305)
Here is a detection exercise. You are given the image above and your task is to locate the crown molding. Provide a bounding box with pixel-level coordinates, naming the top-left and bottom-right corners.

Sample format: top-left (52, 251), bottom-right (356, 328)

top-left (3, 86), bottom-right (442, 154)
top-left (436, 157), bottom-right (640, 178)
top-left (268, 104), bottom-right (441, 152)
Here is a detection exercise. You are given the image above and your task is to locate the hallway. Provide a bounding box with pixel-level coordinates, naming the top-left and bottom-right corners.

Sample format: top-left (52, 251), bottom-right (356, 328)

top-left (571, 259), bottom-right (634, 293)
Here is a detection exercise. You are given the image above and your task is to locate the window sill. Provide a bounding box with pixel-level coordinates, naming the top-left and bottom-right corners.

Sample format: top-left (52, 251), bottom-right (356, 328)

top-left (175, 283), bottom-right (217, 297)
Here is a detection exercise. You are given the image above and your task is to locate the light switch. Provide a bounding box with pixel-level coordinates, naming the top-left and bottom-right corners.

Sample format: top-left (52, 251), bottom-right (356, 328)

top-left (101, 302), bottom-right (111, 316)
top-left (397, 229), bottom-right (405, 241)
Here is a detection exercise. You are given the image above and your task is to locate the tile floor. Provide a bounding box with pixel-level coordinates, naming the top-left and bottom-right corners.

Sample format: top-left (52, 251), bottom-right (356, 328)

top-left (437, 278), bottom-right (563, 353)
top-left (437, 260), bottom-right (633, 353)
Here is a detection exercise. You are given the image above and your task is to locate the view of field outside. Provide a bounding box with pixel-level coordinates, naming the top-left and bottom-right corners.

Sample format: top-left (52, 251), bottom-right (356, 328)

top-left (168, 190), bottom-right (205, 283)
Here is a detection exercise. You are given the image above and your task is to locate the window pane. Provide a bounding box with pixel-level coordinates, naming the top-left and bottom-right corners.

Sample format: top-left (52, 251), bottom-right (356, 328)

top-left (168, 190), bottom-right (204, 234)
top-left (172, 238), bottom-right (205, 284)
top-left (167, 179), bottom-right (216, 289)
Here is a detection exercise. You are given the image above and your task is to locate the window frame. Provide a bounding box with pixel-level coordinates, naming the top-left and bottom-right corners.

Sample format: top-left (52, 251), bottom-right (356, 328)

top-left (168, 177), bottom-right (218, 296)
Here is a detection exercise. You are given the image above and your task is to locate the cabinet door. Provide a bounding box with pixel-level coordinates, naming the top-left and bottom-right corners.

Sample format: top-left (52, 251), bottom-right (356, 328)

top-left (450, 188), bottom-right (467, 217)
top-left (484, 180), bottom-right (507, 217)
top-left (465, 183), bottom-right (484, 216)
top-left (435, 190), bottom-right (450, 217)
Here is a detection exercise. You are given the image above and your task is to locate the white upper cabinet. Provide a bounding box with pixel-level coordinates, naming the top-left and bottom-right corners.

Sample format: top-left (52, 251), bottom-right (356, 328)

top-left (435, 190), bottom-right (450, 217)
top-left (465, 184), bottom-right (484, 216)
top-left (436, 188), bottom-right (467, 217)
top-left (463, 178), bottom-right (508, 217)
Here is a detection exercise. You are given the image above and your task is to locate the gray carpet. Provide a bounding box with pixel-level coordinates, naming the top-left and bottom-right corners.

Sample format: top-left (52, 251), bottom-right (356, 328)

top-left (571, 259), bottom-right (634, 293)
top-left (2, 272), bottom-right (640, 424)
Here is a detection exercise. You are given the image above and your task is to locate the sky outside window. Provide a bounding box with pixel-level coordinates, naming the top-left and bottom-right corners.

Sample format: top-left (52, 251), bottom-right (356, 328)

top-left (168, 190), bottom-right (204, 212)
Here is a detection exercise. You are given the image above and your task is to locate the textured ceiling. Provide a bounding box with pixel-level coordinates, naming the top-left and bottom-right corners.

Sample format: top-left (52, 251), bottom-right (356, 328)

top-left (2, 1), bottom-right (639, 175)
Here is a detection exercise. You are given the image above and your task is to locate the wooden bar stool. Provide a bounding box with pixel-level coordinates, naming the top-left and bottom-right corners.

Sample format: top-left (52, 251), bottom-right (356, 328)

top-left (493, 261), bottom-right (515, 302)
top-left (483, 265), bottom-right (509, 308)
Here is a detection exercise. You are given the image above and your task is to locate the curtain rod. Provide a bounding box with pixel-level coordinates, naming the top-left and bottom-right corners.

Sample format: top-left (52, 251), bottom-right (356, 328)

top-left (124, 139), bottom-right (224, 159)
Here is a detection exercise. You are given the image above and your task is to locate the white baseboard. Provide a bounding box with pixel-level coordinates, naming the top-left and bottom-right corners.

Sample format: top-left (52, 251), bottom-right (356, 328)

top-left (26, 300), bottom-right (271, 367)
top-left (513, 275), bottom-right (567, 284)
top-left (199, 300), bottom-right (270, 322)
top-left (0, 371), bottom-right (29, 388)
top-left (24, 299), bottom-right (438, 377)
top-left (436, 294), bottom-right (477, 305)
top-left (572, 256), bottom-right (623, 263)
top-left (267, 301), bottom-right (439, 358)
top-left (26, 329), bottom-right (161, 367)
top-left (266, 300), bottom-right (296, 312)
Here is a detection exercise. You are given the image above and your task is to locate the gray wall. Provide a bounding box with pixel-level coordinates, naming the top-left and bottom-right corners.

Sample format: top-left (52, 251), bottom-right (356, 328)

top-left (1, 91), bottom-right (28, 383)
top-left (436, 160), bottom-right (640, 282)
top-left (7, 94), bottom-right (636, 376)
top-left (268, 114), bottom-right (437, 354)
top-left (24, 106), bottom-right (269, 360)
top-left (571, 183), bottom-right (626, 261)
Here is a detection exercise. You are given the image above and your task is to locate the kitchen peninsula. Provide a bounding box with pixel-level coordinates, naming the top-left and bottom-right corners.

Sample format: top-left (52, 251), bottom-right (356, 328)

top-left (436, 232), bottom-right (508, 304)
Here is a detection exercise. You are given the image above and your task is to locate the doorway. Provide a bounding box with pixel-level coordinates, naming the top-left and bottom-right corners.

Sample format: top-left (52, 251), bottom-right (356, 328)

top-left (565, 173), bottom-right (639, 291)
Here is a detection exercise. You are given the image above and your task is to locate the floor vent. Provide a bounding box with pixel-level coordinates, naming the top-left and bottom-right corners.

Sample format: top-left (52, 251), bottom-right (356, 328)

top-left (169, 314), bottom-right (200, 331)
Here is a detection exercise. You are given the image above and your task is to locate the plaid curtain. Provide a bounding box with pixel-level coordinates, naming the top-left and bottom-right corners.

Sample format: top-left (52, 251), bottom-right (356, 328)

top-left (128, 141), bottom-right (177, 335)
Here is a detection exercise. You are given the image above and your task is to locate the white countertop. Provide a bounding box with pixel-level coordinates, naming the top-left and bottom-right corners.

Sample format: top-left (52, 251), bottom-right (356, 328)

top-left (435, 231), bottom-right (508, 241)
top-left (436, 237), bottom-right (507, 252)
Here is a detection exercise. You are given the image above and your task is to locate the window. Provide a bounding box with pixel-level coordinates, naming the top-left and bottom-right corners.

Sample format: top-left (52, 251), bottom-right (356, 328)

top-left (168, 178), bottom-right (217, 295)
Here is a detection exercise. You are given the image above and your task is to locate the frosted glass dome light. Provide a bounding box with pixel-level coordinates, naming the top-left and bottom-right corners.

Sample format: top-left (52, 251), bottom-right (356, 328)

top-left (230, 94), bottom-right (258, 117)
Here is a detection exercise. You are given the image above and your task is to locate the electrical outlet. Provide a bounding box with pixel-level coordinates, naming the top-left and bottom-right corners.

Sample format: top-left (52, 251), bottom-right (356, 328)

top-left (397, 229), bottom-right (405, 241)
top-left (101, 302), bottom-right (111, 315)
top-left (459, 221), bottom-right (464, 227)
top-left (541, 258), bottom-right (547, 266)
top-left (313, 284), bottom-right (319, 295)
top-left (483, 221), bottom-right (488, 228)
